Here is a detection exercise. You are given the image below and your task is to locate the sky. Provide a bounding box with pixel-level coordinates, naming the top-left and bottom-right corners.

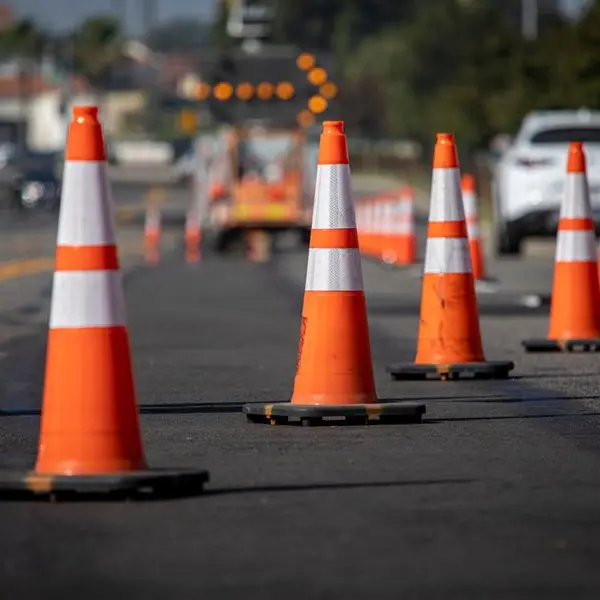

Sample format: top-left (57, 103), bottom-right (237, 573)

top-left (4, 0), bottom-right (219, 34)
top-left (3, 0), bottom-right (596, 34)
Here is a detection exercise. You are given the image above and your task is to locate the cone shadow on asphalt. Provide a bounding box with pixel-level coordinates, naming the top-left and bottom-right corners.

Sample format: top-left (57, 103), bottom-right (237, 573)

top-left (0, 477), bottom-right (478, 503)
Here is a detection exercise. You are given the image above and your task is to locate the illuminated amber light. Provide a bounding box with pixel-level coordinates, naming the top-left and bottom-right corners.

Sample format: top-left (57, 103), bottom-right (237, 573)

top-left (213, 82), bottom-right (234, 101)
top-left (236, 82), bottom-right (254, 100)
top-left (297, 109), bottom-right (315, 128)
top-left (319, 82), bottom-right (338, 99)
top-left (307, 67), bottom-right (328, 86)
top-left (308, 95), bottom-right (328, 114)
top-left (256, 81), bottom-right (275, 100)
top-left (178, 109), bottom-right (198, 131)
top-left (275, 81), bottom-right (295, 100)
top-left (194, 82), bottom-right (211, 101)
top-left (296, 53), bottom-right (316, 71)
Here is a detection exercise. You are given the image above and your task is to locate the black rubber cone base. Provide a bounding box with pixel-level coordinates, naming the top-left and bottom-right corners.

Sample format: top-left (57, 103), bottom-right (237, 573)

top-left (387, 361), bottom-right (514, 381)
top-left (522, 338), bottom-right (600, 353)
top-left (243, 401), bottom-right (425, 426)
top-left (0, 468), bottom-right (209, 501)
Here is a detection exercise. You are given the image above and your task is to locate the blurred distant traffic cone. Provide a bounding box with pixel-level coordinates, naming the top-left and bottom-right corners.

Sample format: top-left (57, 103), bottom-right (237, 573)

top-left (244, 121), bottom-right (425, 425)
top-left (144, 190), bottom-right (161, 265)
top-left (380, 195), bottom-right (396, 264)
top-left (245, 229), bottom-right (271, 262)
top-left (0, 106), bottom-right (208, 499)
top-left (462, 174), bottom-right (495, 282)
top-left (394, 185), bottom-right (417, 265)
top-left (387, 133), bottom-right (514, 380)
top-left (523, 142), bottom-right (600, 352)
top-left (184, 201), bottom-right (202, 264)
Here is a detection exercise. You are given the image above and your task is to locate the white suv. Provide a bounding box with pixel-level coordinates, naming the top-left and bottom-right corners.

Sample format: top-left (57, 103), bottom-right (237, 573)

top-left (492, 109), bottom-right (600, 255)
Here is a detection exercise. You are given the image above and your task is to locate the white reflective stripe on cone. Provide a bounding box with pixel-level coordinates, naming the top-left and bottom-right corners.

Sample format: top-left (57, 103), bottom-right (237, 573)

top-left (397, 200), bottom-right (413, 215)
top-left (555, 230), bottom-right (597, 262)
top-left (382, 202), bottom-right (394, 234)
top-left (58, 161), bottom-right (117, 246)
top-left (424, 238), bottom-right (472, 274)
top-left (311, 164), bottom-right (356, 230)
top-left (467, 221), bottom-right (480, 239)
top-left (145, 209), bottom-right (161, 231)
top-left (561, 174), bottom-right (593, 219)
top-left (396, 221), bottom-right (414, 235)
top-left (49, 271), bottom-right (127, 328)
top-left (305, 248), bottom-right (364, 291)
top-left (429, 168), bottom-right (465, 223)
top-left (463, 191), bottom-right (478, 218)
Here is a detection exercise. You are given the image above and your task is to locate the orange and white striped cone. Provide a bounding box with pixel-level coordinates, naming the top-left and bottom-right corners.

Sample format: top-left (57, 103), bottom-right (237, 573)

top-left (243, 121), bottom-right (425, 425)
top-left (392, 185), bottom-right (417, 266)
top-left (0, 106), bottom-right (208, 499)
top-left (144, 199), bottom-right (161, 265)
top-left (523, 142), bottom-right (600, 352)
top-left (387, 133), bottom-right (514, 380)
top-left (380, 195), bottom-right (397, 264)
top-left (462, 174), bottom-right (496, 284)
top-left (184, 201), bottom-right (202, 264)
top-left (360, 199), bottom-right (376, 257)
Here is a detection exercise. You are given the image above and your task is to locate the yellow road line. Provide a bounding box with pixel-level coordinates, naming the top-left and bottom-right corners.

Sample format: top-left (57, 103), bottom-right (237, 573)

top-left (0, 257), bottom-right (55, 282)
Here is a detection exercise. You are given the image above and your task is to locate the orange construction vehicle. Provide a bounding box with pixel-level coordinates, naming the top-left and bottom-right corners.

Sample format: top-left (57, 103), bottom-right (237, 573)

top-left (202, 123), bottom-right (317, 254)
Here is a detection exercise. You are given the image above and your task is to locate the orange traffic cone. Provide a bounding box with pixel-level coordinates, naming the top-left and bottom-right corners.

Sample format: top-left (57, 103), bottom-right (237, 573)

top-left (144, 191), bottom-right (161, 265)
top-left (523, 142), bottom-right (600, 352)
top-left (394, 185), bottom-right (417, 266)
top-left (0, 106), bottom-right (208, 499)
top-left (462, 174), bottom-right (494, 282)
top-left (184, 201), bottom-right (202, 264)
top-left (386, 133), bottom-right (514, 380)
top-left (380, 194), bottom-right (397, 264)
top-left (244, 121), bottom-right (425, 425)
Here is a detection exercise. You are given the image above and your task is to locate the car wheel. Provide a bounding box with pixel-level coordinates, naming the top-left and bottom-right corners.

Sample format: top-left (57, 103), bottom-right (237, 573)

top-left (496, 223), bottom-right (522, 256)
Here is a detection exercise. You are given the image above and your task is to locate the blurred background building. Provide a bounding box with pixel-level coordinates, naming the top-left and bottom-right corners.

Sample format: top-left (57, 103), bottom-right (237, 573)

top-left (0, 0), bottom-right (598, 171)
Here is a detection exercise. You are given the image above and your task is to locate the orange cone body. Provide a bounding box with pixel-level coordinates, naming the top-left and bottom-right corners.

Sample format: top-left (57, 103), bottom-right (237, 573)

top-left (291, 121), bottom-right (376, 406)
top-left (394, 185), bottom-right (416, 265)
top-left (363, 199), bottom-right (377, 257)
top-left (415, 133), bottom-right (484, 364)
top-left (547, 143), bottom-right (600, 340)
top-left (380, 195), bottom-right (396, 263)
top-left (185, 202), bottom-right (202, 264)
top-left (144, 201), bottom-right (161, 265)
top-left (359, 196), bottom-right (377, 258)
top-left (462, 174), bottom-right (486, 280)
top-left (35, 106), bottom-right (145, 475)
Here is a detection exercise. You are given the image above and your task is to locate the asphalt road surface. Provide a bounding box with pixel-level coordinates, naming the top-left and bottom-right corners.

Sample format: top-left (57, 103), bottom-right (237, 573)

top-left (0, 180), bottom-right (599, 599)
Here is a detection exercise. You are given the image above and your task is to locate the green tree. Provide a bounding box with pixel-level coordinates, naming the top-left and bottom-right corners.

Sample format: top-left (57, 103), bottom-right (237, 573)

top-left (0, 19), bottom-right (45, 57)
top-left (71, 15), bottom-right (122, 88)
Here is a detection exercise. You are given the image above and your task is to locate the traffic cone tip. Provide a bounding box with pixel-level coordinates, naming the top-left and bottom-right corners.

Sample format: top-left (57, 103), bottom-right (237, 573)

top-left (567, 142), bottom-right (586, 173)
top-left (433, 132), bottom-right (459, 169)
top-left (462, 173), bottom-right (475, 192)
top-left (318, 120), bottom-right (349, 165)
top-left (66, 104), bottom-right (107, 162)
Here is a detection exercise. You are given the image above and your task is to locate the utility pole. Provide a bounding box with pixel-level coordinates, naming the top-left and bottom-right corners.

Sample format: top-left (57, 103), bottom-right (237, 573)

top-left (522, 0), bottom-right (538, 41)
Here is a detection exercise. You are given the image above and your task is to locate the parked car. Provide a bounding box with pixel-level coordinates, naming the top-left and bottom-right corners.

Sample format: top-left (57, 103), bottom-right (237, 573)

top-left (0, 150), bottom-right (62, 211)
top-left (492, 108), bottom-right (600, 255)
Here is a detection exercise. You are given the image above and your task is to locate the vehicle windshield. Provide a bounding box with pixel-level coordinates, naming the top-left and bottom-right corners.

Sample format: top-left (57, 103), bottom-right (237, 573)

top-left (530, 126), bottom-right (600, 144)
top-left (239, 135), bottom-right (295, 166)
top-left (237, 134), bottom-right (296, 179)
